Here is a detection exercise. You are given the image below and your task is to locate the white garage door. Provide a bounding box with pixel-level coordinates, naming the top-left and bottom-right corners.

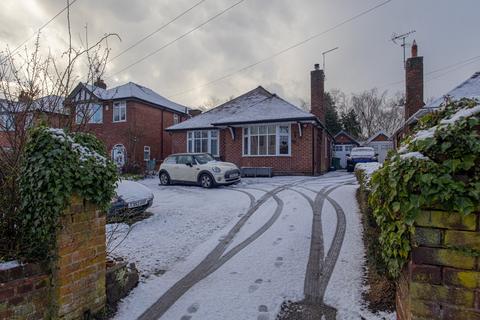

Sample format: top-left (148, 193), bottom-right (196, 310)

top-left (333, 144), bottom-right (354, 168)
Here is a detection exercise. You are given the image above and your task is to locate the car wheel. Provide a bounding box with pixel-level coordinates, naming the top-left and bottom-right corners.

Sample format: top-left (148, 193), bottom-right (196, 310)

top-left (159, 172), bottom-right (170, 185)
top-left (199, 173), bottom-right (214, 188)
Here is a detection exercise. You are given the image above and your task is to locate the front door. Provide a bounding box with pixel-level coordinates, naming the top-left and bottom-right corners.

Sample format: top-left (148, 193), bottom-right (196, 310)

top-left (112, 144), bottom-right (126, 168)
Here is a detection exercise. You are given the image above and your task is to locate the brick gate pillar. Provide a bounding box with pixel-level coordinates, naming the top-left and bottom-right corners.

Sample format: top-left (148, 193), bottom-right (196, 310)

top-left (397, 209), bottom-right (480, 319)
top-left (52, 195), bottom-right (106, 319)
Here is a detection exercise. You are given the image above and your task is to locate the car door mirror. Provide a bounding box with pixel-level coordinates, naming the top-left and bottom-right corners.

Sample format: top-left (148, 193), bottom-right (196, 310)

top-left (346, 154), bottom-right (350, 157)
top-left (186, 162), bottom-right (193, 167)
top-left (375, 153), bottom-right (379, 157)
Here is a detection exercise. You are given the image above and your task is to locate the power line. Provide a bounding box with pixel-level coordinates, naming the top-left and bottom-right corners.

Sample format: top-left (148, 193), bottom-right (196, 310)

top-left (109, 0), bottom-right (208, 62)
top-left (108, 0), bottom-right (246, 78)
top-left (167, 0), bottom-right (394, 98)
top-left (378, 53), bottom-right (480, 89)
top-left (1, 0), bottom-right (80, 63)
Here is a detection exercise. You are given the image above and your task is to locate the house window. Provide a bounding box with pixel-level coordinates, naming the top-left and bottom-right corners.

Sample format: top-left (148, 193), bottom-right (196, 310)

top-left (334, 145), bottom-right (343, 152)
top-left (0, 114), bottom-right (14, 131)
top-left (144, 146), bottom-right (151, 161)
top-left (243, 124), bottom-right (291, 156)
top-left (113, 101), bottom-right (127, 122)
top-left (187, 130), bottom-right (219, 156)
top-left (173, 114), bottom-right (180, 125)
top-left (76, 103), bottom-right (103, 124)
top-left (345, 145), bottom-right (353, 152)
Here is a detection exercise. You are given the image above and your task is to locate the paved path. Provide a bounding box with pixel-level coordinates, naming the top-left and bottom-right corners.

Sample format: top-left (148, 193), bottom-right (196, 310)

top-left (137, 174), bottom-right (356, 320)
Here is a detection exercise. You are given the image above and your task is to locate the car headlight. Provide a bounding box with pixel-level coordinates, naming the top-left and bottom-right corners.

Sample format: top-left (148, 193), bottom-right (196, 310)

top-left (211, 166), bottom-right (221, 173)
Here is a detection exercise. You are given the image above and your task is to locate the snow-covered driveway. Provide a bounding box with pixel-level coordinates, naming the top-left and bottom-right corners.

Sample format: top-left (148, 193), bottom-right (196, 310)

top-left (110, 172), bottom-right (393, 320)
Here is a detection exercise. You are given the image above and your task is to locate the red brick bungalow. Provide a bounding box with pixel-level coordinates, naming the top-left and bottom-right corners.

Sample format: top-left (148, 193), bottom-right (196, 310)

top-left (68, 80), bottom-right (190, 171)
top-left (166, 65), bottom-right (333, 175)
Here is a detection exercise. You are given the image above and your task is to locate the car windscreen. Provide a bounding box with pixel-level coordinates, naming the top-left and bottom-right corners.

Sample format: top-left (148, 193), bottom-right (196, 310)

top-left (194, 154), bottom-right (215, 165)
top-left (350, 148), bottom-right (375, 157)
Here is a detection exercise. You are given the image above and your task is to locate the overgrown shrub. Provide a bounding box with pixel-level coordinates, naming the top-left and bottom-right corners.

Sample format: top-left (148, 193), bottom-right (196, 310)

top-left (369, 98), bottom-right (480, 277)
top-left (17, 127), bottom-right (118, 262)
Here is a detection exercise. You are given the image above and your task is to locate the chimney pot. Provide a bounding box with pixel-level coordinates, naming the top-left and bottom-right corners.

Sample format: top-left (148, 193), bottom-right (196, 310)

top-left (94, 77), bottom-right (107, 90)
top-left (314, 63), bottom-right (320, 70)
top-left (411, 40), bottom-right (418, 58)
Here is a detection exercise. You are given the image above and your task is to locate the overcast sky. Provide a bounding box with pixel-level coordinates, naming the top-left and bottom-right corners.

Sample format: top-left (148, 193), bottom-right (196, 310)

top-left (1, 0), bottom-right (479, 108)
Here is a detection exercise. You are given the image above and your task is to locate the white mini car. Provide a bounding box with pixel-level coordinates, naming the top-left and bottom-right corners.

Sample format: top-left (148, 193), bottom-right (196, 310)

top-left (158, 153), bottom-right (241, 188)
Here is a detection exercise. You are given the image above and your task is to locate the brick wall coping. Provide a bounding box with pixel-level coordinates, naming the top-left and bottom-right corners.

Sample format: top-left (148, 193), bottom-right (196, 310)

top-left (0, 262), bottom-right (46, 282)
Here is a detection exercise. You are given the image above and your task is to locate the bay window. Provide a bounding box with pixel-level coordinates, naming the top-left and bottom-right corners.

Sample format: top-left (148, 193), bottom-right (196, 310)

top-left (243, 124), bottom-right (291, 156)
top-left (187, 130), bottom-right (219, 156)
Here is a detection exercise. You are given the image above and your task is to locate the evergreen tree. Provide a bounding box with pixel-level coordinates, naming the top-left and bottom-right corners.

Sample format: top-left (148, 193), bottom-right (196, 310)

top-left (324, 92), bottom-right (342, 134)
top-left (341, 109), bottom-right (362, 139)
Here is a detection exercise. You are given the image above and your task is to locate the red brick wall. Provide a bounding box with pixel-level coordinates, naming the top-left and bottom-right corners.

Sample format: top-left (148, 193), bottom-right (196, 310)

top-left (335, 133), bottom-right (357, 145)
top-left (405, 56), bottom-right (424, 120)
top-left (0, 263), bottom-right (50, 319)
top-left (311, 68), bottom-right (325, 123)
top-left (397, 209), bottom-right (480, 319)
top-left (371, 133), bottom-right (389, 142)
top-left (169, 123), bottom-right (330, 175)
top-left (53, 195), bottom-right (106, 318)
top-left (79, 101), bottom-right (187, 168)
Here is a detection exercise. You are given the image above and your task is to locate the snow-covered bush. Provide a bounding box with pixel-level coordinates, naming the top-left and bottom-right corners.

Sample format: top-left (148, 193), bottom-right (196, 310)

top-left (354, 162), bottom-right (383, 189)
top-left (369, 98), bottom-right (480, 278)
top-left (18, 127), bottom-right (118, 262)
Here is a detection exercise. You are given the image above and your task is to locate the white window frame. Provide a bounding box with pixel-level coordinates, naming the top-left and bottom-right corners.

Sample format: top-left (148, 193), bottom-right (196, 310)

top-left (242, 124), bottom-right (291, 157)
top-left (113, 101), bottom-right (127, 123)
top-left (187, 130), bottom-right (219, 156)
top-left (333, 145), bottom-right (343, 152)
top-left (173, 114), bottom-right (180, 125)
top-left (144, 146), bottom-right (151, 161)
top-left (75, 103), bottom-right (103, 124)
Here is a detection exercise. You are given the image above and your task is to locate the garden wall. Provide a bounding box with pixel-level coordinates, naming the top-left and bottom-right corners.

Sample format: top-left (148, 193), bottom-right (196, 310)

top-left (0, 195), bottom-right (107, 319)
top-left (397, 209), bottom-right (480, 319)
top-left (0, 263), bottom-right (50, 319)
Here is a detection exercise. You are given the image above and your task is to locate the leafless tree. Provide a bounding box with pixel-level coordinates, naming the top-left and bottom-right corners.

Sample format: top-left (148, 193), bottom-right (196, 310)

top-left (0, 1), bottom-right (119, 257)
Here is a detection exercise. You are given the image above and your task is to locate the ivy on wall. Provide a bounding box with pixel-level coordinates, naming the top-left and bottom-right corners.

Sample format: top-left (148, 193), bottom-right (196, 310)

top-left (368, 98), bottom-right (480, 278)
top-left (19, 127), bottom-right (118, 262)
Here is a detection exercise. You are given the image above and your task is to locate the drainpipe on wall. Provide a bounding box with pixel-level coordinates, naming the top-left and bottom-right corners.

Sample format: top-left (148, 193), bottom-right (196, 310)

top-left (311, 125), bottom-right (316, 176)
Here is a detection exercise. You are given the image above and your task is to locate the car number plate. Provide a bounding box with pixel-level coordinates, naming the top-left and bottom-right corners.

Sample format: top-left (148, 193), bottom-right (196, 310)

top-left (128, 199), bottom-right (148, 208)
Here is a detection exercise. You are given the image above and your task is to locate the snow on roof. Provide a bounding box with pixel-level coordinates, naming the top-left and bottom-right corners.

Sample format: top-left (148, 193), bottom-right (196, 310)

top-left (424, 72), bottom-right (480, 110)
top-left (0, 95), bottom-right (66, 114)
top-left (167, 86), bottom-right (317, 131)
top-left (84, 82), bottom-right (189, 114)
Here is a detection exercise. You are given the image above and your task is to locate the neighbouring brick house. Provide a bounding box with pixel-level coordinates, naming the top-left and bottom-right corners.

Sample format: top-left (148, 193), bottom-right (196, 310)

top-left (166, 65), bottom-right (333, 175)
top-left (0, 95), bottom-right (67, 148)
top-left (333, 131), bottom-right (360, 168)
top-left (68, 80), bottom-right (190, 171)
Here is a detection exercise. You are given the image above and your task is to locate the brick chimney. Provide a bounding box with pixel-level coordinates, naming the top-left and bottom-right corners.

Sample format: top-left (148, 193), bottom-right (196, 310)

top-left (94, 77), bottom-right (107, 90)
top-left (311, 64), bottom-right (325, 123)
top-left (405, 40), bottom-right (424, 119)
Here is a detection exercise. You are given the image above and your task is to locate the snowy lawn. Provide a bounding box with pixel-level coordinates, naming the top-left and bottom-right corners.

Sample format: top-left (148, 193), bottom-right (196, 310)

top-left (109, 172), bottom-right (394, 320)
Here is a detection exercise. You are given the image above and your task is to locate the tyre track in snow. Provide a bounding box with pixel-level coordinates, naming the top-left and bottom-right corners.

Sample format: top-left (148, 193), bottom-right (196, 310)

top-left (138, 180), bottom-right (309, 320)
top-left (276, 182), bottom-right (350, 320)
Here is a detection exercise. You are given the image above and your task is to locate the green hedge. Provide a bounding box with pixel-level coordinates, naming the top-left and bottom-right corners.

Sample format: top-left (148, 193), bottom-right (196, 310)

top-left (368, 99), bottom-right (480, 278)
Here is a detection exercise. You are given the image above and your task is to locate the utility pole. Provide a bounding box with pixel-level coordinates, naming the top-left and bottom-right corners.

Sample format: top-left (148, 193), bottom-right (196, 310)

top-left (322, 47), bottom-right (339, 72)
top-left (391, 30), bottom-right (416, 68)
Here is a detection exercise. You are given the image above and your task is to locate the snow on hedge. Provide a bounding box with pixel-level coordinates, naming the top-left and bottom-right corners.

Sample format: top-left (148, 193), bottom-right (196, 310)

top-left (354, 162), bottom-right (382, 185)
